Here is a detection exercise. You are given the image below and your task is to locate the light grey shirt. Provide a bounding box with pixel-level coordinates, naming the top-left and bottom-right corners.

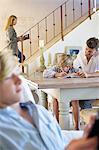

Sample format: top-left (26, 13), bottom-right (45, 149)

top-left (6, 26), bottom-right (18, 55)
top-left (0, 102), bottom-right (67, 150)
top-left (43, 66), bottom-right (61, 78)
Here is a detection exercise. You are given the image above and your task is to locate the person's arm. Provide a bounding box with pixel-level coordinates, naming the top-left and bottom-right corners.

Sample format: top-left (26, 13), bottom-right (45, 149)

top-left (17, 36), bottom-right (23, 42)
top-left (84, 72), bottom-right (99, 78)
top-left (54, 72), bottom-right (67, 77)
top-left (75, 71), bottom-right (99, 78)
top-left (43, 66), bottom-right (58, 78)
top-left (43, 66), bottom-right (67, 78)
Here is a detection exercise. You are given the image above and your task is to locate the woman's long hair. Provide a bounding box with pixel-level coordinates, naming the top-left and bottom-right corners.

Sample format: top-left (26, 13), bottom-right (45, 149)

top-left (5, 15), bottom-right (17, 31)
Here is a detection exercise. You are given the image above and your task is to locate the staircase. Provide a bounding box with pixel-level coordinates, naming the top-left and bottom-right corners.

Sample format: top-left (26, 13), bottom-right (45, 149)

top-left (20, 0), bottom-right (98, 62)
top-left (3, 0), bottom-right (98, 76)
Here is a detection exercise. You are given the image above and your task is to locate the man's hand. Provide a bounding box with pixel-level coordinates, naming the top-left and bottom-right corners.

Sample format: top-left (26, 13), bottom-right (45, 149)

top-left (76, 71), bottom-right (99, 78)
top-left (76, 71), bottom-right (86, 78)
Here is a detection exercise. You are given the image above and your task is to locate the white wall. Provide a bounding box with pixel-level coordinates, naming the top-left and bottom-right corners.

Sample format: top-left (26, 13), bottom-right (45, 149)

top-left (31, 11), bottom-right (99, 75)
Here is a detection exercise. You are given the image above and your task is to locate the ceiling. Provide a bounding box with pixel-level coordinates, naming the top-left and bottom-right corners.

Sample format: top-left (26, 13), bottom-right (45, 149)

top-left (0, 0), bottom-right (67, 18)
top-left (0, 0), bottom-right (67, 29)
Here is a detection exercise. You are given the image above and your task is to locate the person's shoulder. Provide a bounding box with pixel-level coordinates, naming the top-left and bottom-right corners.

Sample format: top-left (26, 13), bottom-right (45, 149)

top-left (36, 104), bottom-right (54, 120)
top-left (52, 65), bottom-right (58, 69)
top-left (78, 50), bottom-right (83, 55)
top-left (37, 104), bottom-right (49, 114)
top-left (77, 51), bottom-right (85, 60)
top-left (7, 26), bottom-right (14, 32)
top-left (74, 51), bottom-right (82, 61)
top-left (94, 51), bottom-right (99, 58)
top-left (96, 51), bottom-right (99, 56)
top-left (7, 26), bottom-right (13, 29)
top-left (47, 65), bottom-right (58, 71)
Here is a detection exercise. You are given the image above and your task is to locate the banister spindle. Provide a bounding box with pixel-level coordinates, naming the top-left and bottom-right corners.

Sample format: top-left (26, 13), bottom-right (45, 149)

top-left (65, 2), bottom-right (67, 28)
top-left (20, 39), bottom-right (24, 72)
top-left (53, 11), bottom-right (55, 38)
top-left (37, 23), bottom-right (40, 47)
top-left (73, 0), bottom-right (75, 22)
top-left (88, 0), bottom-right (91, 19)
top-left (45, 17), bottom-right (48, 44)
top-left (21, 39), bottom-right (23, 64)
top-left (80, 0), bottom-right (83, 17)
top-left (29, 30), bottom-right (32, 56)
top-left (60, 5), bottom-right (64, 41)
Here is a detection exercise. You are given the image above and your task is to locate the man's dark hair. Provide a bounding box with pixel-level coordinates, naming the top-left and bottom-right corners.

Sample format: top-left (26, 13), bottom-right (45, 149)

top-left (86, 37), bottom-right (99, 51)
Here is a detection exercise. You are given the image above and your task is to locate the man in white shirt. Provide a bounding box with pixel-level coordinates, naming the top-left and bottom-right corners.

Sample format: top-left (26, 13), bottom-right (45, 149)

top-left (73, 37), bottom-right (99, 76)
top-left (73, 37), bottom-right (99, 109)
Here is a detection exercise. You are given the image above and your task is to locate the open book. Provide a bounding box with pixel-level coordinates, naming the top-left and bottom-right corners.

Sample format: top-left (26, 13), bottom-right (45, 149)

top-left (62, 73), bottom-right (80, 78)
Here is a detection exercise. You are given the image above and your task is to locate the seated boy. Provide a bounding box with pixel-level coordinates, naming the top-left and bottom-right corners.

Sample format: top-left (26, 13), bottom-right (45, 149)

top-left (43, 54), bottom-right (78, 78)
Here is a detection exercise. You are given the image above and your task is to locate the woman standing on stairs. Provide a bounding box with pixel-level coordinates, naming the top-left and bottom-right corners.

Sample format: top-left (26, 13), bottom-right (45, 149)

top-left (5, 15), bottom-right (25, 63)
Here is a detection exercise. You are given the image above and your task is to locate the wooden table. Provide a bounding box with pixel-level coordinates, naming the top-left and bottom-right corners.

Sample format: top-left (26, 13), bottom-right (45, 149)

top-left (29, 76), bottom-right (99, 129)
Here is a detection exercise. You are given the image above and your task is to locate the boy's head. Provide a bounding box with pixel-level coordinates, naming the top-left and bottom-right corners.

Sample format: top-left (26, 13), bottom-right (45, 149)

top-left (53, 53), bottom-right (66, 65)
top-left (58, 55), bottom-right (73, 69)
top-left (0, 50), bottom-right (22, 108)
top-left (0, 50), bottom-right (16, 81)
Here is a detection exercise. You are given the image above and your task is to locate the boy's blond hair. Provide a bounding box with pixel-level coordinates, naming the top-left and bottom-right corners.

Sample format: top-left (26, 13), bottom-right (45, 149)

top-left (57, 55), bottom-right (73, 68)
top-left (0, 50), bottom-right (17, 81)
top-left (53, 53), bottom-right (66, 66)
